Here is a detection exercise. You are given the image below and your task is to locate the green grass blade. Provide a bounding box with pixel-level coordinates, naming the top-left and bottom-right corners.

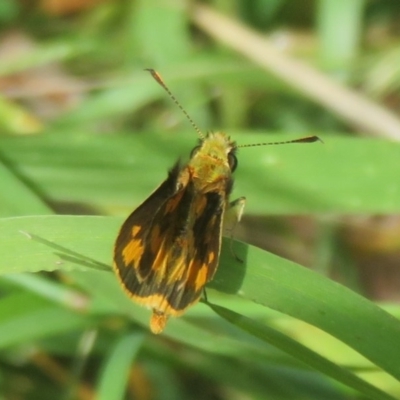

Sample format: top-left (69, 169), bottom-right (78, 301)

top-left (1, 215), bottom-right (400, 384)
top-left (2, 133), bottom-right (400, 214)
top-left (318, 0), bottom-right (365, 66)
top-left (0, 158), bottom-right (51, 216)
top-left (216, 237), bottom-right (400, 381)
top-left (0, 292), bottom-right (86, 349)
top-left (97, 333), bottom-right (145, 400)
top-left (209, 303), bottom-right (397, 400)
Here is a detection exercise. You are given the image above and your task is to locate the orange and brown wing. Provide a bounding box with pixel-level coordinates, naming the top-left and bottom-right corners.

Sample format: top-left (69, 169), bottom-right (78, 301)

top-left (113, 163), bottom-right (226, 319)
top-left (113, 161), bottom-right (182, 285)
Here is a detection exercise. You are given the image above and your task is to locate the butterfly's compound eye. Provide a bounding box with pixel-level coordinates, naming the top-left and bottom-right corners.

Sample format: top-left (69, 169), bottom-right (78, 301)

top-left (190, 145), bottom-right (201, 158)
top-left (228, 152), bottom-right (238, 172)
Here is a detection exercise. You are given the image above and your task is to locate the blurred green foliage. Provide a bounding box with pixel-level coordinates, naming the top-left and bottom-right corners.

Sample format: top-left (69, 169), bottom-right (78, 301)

top-left (1, 0), bottom-right (400, 399)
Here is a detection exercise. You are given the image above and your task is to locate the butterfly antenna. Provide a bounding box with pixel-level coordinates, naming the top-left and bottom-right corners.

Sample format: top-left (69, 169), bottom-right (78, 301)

top-left (238, 135), bottom-right (322, 148)
top-left (145, 68), bottom-right (205, 141)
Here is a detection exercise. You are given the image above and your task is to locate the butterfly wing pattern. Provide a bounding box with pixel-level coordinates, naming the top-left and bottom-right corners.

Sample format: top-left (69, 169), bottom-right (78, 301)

top-left (113, 132), bottom-right (237, 333)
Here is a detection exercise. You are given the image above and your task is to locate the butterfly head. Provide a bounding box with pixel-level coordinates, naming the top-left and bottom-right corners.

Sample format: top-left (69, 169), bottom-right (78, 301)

top-left (187, 132), bottom-right (237, 184)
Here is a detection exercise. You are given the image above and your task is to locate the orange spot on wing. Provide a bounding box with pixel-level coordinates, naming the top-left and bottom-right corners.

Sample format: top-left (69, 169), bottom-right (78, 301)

top-left (166, 254), bottom-right (187, 284)
top-left (193, 263), bottom-right (208, 292)
top-left (122, 238), bottom-right (144, 266)
top-left (151, 245), bottom-right (169, 280)
top-left (132, 225), bottom-right (141, 236)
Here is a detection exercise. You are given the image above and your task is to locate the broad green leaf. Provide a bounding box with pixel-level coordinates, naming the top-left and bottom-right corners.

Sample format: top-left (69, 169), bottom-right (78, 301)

top-left (1, 215), bottom-right (400, 386)
top-left (210, 303), bottom-right (396, 400)
top-left (1, 133), bottom-right (399, 214)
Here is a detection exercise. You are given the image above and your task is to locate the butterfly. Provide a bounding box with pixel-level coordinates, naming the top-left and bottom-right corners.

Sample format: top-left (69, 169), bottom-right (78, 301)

top-left (113, 69), bottom-right (320, 333)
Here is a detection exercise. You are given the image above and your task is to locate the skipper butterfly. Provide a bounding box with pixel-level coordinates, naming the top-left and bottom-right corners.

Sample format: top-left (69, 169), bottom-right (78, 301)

top-left (113, 69), bottom-right (320, 333)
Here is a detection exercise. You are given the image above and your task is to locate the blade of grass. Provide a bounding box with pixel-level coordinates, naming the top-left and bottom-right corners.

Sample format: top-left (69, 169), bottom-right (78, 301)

top-left (2, 133), bottom-right (400, 214)
top-left (317, 0), bottom-right (365, 66)
top-left (0, 292), bottom-right (87, 349)
top-left (191, 3), bottom-right (400, 140)
top-left (97, 333), bottom-right (145, 400)
top-left (1, 215), bottom-right (400, 382)
top-left (209, 303), bottom-right (396, 400)
top-left (0, 156), bottom-right (51, 216)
